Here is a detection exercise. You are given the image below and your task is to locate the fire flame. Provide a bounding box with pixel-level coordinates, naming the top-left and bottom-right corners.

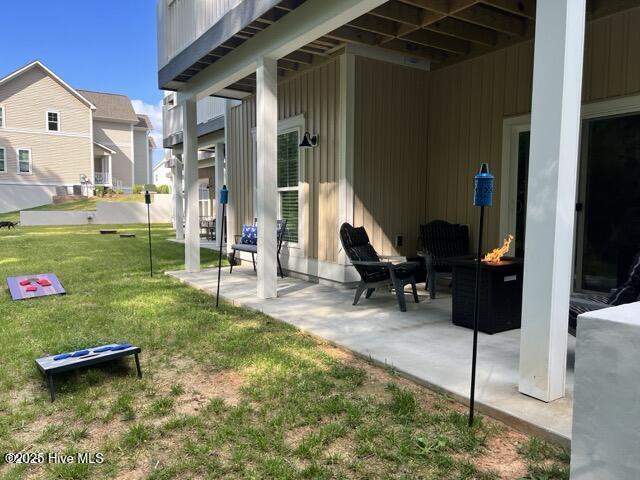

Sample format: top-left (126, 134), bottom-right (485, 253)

top-left (483, 234), bottom-right (514, 263)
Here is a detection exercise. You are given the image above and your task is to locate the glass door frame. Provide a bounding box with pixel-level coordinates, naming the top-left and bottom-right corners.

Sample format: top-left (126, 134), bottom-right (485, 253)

top-left (500, 94), bottom-right (640, 291)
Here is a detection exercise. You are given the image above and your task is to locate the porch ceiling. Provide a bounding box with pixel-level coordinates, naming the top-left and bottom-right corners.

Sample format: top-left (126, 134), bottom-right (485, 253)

top-left (163, 0), bottom-right (636, 96)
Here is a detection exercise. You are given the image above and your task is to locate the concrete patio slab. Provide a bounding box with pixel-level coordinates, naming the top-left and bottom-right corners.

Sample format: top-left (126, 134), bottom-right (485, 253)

top-left (167, 265), bottom-right (574, 446)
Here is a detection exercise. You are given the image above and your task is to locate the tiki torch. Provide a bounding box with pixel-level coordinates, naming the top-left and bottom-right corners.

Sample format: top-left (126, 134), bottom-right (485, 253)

top-left (145, 190), bottom-right (153, 277)
top-left (468, 163), bottom-right (494, 427)
top-left (216, 185), bottom-right (228, 308)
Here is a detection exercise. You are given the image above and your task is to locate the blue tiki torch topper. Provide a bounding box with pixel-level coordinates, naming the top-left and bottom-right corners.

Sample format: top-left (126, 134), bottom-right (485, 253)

top-left (473, 163), bottom-right (494, 207)
top-left (219, 185), bottom-right (229, 205)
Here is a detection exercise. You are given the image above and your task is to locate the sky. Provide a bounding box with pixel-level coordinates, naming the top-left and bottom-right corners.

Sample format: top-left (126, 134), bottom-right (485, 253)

top-left (1, 0), bottom-right (164, 165)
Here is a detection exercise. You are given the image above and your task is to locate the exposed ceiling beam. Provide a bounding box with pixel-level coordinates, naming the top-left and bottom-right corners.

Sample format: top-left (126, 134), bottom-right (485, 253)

top-left (398, 0), bottom-right (451, 14)
top-left (400, 28), bottom-right (470, 54)
top-left (370, 1), bottom-right (423, 26)
top-left (278, 58), bottom-right (301, 71)
top-left (348, 13), bottom-right (399, 37)
top-left (283, 50), bottom-right (315, 64)
top-left (391, 0), bottom-right (479, 41)
top-left (479, 0), bottom-right (535, 19)
top-left (382, 38), bottom-right (448, 61)
top-left (452, 4), bottom-right (526, 36)
top-left (425, 17), bottom-right (497, 46)
top-left (325, 25), bottom-right (383, 46)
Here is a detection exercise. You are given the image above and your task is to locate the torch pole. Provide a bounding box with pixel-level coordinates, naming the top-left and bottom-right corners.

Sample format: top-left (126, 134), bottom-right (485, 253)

top-left (216, 202), bottom-right (226, 308)
top-left (145, 190), bottom-right (153, 278)
top-left (469, 205), bottom-right (484, 427)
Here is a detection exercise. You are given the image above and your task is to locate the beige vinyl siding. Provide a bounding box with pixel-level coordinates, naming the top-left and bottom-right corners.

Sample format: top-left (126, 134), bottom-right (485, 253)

top-left (0, 65), bottom-right (92, 184)
top-left (354, 6), bottom-right (640, 257)
top-left (228, 57), bottom-right (341, 262)
top-left (133, 129), bottom-right (149, 185)
top-left (94, 120), bottom-right (133, 188)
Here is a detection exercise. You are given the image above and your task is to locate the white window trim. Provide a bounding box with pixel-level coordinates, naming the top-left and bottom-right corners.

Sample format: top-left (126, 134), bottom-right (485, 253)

top-left (0, 146), bottom-right (6, 173)
top-left (46, 110), bottom-right (60, 132)
top-left (500, 93), bottom-right (640, 241)
top-left (251, 113), bottom-right (305, 250)
top-left (0, 105), bottom-right (5, 128)
top-left (17, 148), bottom-right (32, 175)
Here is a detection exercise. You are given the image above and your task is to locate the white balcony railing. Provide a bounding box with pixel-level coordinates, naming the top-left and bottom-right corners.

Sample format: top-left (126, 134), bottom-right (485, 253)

top-left (157, 0), bottom-right (244, 69)
top-left (163, 96), bottom-right (228, 140)
top-left (95, 172), bottom-right (112, 185)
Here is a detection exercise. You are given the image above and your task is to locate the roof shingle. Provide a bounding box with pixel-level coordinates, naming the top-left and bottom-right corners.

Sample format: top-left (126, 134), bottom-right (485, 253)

top-left (77, 90), bottom-right (138, 123)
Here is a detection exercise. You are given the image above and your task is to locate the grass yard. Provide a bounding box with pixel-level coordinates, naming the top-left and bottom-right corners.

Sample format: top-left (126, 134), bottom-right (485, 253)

top-left (0, 195), bottom-right (145, 223)
top-left (0, 224), bottom-right (569, 479)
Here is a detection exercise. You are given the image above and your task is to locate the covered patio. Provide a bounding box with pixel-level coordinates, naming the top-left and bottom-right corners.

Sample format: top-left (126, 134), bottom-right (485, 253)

top-left (167, 265), bottom-right (574, 446)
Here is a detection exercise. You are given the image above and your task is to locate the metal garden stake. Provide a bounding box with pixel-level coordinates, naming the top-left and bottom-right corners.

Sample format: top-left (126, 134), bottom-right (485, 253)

top-left (469, 163), bottom-right (494, 427)
top-left (145, 190), bottom-right (153, 277)
top-left (216, 185), bottom-right (229, 308)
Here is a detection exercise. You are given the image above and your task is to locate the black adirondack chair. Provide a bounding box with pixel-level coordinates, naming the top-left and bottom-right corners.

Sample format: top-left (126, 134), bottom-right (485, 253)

top-left (569, 251), bottom-right (640, 335)
top-left (340, 222), bottom-right (419, 312)
top-left (419, 220), bottom-right (470, 299)
top-left (229, 219), bottom-right (287, 278)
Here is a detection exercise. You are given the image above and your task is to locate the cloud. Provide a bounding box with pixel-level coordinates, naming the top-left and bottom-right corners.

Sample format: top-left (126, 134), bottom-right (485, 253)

top-left (131, 99), bottom-right (164, 166)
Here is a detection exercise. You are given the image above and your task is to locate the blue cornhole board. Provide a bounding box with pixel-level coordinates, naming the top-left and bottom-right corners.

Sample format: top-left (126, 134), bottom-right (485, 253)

top-left (6, 273), bottom-right (65, 301)
top-left (35, 344), bottom-right (142, 401)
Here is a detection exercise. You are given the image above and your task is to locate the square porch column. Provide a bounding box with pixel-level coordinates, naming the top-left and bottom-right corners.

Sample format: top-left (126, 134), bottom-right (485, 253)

top-left (215, 141), bottom-right (225, 247)
top-left (173, 155), bottom-right (184, 240)
top-left (182, 98), bottom-right (200, 273)
top-left (256, 57), bottom-right (278, 299)
top-left (519, 0), bottom-right (586, 402)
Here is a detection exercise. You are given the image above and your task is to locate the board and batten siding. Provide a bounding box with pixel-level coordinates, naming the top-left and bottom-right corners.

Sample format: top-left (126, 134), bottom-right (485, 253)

top-left (93, 120), bottom-right (134, 189)
top-left (0, 65), bottom-right (92, 185)
top-left (228, 57), bottom-right (341, 263)
top-left (354, 6), bottom-right (640, 257)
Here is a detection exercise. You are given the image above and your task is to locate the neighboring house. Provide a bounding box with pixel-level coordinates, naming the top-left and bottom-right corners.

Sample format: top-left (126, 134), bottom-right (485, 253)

top-left (0, 60), bottom-right (152, 212)
top-left (152, 156), bottom-right (173, 188)
top-left (133, 114), bottom-right (155, 186)
top-left (157, 0), bottom-right (640, 410)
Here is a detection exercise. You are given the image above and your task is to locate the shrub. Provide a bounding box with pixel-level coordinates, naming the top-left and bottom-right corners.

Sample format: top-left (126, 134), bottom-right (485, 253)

top-left (156, 184), bottom-right (170, 194)
top-left (95, 186), bottom-right (106, 197)
top-left (133, 184), bottom-right (144, 194)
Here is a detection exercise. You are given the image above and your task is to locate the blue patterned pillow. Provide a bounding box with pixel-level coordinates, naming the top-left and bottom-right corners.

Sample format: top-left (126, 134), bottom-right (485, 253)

top-left (241, 224), bottom-right (258, 245)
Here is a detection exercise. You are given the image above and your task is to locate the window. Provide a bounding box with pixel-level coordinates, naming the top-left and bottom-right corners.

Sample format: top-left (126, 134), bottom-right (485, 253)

top-left (47, 111), bottom-right (59, 131)
top-left (0, 105), bottom-right (4, 128)
top-left (17, 148), bottom-right (31, 174)
top-left (0, 147), bottom-right (5, 172)
top-left (277, 130), bottom-right (300, 243)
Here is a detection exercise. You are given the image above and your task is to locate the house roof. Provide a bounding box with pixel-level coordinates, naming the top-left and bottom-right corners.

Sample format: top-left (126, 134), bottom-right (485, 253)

top-left (93, 141), bottom-right (116, 155)
top-left (77, 89), bottom-right (138, 123)
top-left (0, 60), bottom-right (95, 109)
top-left (135, 114), bottom-right (153, 130)
top-left (148, 136), bottom-right (157, 148)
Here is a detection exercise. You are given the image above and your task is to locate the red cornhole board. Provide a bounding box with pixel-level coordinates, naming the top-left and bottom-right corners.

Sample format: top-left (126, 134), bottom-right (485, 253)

top-left (6, 273), bottom-right (66, 300)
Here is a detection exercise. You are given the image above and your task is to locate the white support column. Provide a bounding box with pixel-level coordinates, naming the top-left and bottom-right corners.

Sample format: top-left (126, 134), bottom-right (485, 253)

top-left (182, 98), bottom-right (200, 273)
top-left (215, 141), bottom-right (225, 247)
top-left (255, 57), bottom-right (278, 299)
top-left (519, 0), bottom-right (586, 402)
top-left (173, 155), bottom-right (184, 240)
top-left (338, 50), bottom-right (355, 269)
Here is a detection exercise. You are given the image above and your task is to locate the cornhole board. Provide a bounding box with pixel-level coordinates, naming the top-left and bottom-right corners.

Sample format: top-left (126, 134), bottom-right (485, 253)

top-left (100, 229), bottom-right (117, 234)
top-left (6, 273), bottom-right (65, 300)
top-left (120, 233), bottom-right (136, 238)
top-left (36, 344), bottom-right (142, 401)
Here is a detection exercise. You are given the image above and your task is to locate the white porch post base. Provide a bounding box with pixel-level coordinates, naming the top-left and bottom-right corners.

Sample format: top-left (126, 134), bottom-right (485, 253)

top-left (518, 0), bottom-right (587, 402)
top-left (215, 141), bottom-right (225, 246)
top-left (173, 155), bottom-right (184, 240)
top-left (256, 57), bottom-right (278, 299)
top-left (182, 99), bottom-right (200, 273)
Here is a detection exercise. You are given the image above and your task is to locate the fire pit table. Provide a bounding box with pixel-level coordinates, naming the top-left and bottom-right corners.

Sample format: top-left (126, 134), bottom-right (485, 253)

top-left (449, 256), bottom-right (523, 334)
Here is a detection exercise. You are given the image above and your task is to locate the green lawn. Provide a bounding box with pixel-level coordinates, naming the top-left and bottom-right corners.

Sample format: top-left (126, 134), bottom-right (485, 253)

top-left (0, 195), bottom-right (145, 222)
top-left (0, 224), bottom-right (569, 479)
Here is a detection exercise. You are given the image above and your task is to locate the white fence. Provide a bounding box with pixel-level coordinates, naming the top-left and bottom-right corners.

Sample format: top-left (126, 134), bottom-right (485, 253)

top-left (20, 195), bottom-right (173, 226)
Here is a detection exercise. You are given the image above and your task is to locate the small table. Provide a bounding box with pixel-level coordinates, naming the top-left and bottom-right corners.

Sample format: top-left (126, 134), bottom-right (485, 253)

top-left (35, 345), bottom-right (142, 402)
top-left (449, 256), bottom-right (524, 334)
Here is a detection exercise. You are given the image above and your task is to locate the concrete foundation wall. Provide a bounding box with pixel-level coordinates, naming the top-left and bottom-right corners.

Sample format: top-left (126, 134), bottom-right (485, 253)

top-left (571, 302), bottom-right (640, 479)
top-left (21, 194), bottom-right (173, 225)
top-left (0, 184), bottom-right (57, 213)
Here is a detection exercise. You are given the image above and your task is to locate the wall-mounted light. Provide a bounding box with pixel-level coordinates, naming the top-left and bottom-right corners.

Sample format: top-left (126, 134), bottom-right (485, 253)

top-left (299, 131), bottom-right (319, 148)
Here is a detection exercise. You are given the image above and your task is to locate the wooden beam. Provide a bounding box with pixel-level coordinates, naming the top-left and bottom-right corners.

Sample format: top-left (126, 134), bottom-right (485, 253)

top-left (425, 16), bottom-right (497, 46)
top-left (398, 0), bottom-right (451, 15)
top-left (370, 1), bottom-right (423, 26)
top-left (480, 0), bottom-right (535, 19)
top-left (383, 38), bottom-right (448, 61)
top-left (283, 50), bottom-right (314, 65)
top-left (448, 0), bottom-right (482, 13)
top-left (277, 58), bottom-right (301, 71)
top-left (394, 10), bottom-right (445, 37)
top-left (325, 25), bottom-right (383, 46)
top-left (400, 28), bottom-right (470, 54)
top-left (452, 4), bottom-right (526, 36)
top-left (348, 14), bottom-right (399, 37)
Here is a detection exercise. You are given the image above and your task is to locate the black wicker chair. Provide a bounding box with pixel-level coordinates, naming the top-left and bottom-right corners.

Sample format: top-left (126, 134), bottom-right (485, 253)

top-left (569, 251), bottom-right (640, 335)
top-left (419, 220), bottom-right (469, 299)
top-left (229, 219), bottom-right (287, 278)
top-left (340, 222), bottom-right (419, 312)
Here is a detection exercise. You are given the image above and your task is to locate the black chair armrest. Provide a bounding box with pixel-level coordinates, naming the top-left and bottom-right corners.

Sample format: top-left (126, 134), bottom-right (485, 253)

top-left (350, 260), bottom-right (393, 267)
top-left (571, 298), bottom-right (610, 311)
top-left (379, 255), bottom-right (407, 263)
